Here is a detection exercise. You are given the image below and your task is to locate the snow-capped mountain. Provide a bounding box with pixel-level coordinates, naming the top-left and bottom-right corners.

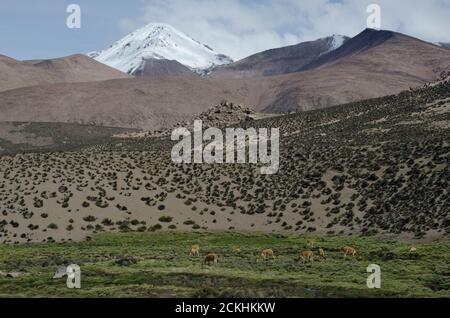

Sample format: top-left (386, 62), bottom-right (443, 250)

top-left (88, 23), bottom-right (233, 75)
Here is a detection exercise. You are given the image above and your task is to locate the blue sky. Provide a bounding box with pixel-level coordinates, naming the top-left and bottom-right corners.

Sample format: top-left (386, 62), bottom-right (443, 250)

top-left (1, 0), bottom-right (450, 61)
top-left (0, 0), bottom-right (143, 60)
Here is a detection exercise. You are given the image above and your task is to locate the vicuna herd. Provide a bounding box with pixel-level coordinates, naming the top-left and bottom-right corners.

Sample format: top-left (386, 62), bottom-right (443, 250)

top-left (189, 240), bottom-right (411, 266)
top-left (190, 241), bottom-right (419, 266)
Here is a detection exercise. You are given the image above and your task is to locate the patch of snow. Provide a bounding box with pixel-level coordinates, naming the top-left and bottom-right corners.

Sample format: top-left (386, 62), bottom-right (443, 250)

top-left (317, 34), bottom-right (348, 57)
top-left (328, 34), bottom-right (347, 51)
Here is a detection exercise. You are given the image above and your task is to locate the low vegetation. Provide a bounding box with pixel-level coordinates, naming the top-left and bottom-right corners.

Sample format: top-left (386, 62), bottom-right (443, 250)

top-left (1, 77), bottom-right (449, 244)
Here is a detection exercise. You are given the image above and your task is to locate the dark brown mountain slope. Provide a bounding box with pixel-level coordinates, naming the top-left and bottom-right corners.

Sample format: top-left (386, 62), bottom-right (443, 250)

top-left (262, 29), bottom-right (450, 112)
top-left (133, 58), bottom-right (195, 77)
top-left (298, 28), bottom-right (395, 71)
top-left (210, 35), bottom-right (350, 78)
top-left (209, 29), bottom-right (450, 113)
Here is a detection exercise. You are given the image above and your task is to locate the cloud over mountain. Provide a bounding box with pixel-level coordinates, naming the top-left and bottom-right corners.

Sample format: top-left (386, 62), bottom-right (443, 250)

top-left (123, 0), bottom-right (450, 60)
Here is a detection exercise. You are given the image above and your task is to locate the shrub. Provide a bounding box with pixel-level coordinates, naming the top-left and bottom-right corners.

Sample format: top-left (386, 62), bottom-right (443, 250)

top-left (48, 223), bottom-right (58, 230)
top-left (137, 226), bottom-right (147, 232)
top-left (83, 215), bottom-right (97, 222)
top-left (148, 224), bottom-right (163, 232)
top-left (118, 222), bottom-right (131, 232)
top-left (102, 218), bottom-right (114, 226)
top-left (159, 216), bottom-right (173, 223)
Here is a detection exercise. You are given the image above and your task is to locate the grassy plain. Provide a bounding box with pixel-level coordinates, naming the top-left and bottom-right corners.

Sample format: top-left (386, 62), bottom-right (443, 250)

top-left (0, 232), bottom-right (449, 298)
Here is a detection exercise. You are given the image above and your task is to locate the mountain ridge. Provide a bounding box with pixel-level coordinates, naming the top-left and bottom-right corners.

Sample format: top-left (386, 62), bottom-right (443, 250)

top-left (298, 28), bottom-right (395, 71)
top-left (2, 28), bottom-right (450, 129)
top-left (210, 34), bottom-right (350, 78)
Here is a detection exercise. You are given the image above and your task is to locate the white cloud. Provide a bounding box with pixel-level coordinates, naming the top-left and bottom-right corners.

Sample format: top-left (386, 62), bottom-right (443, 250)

top-left (125, 0), bottom-right (450, 60)
top-left (118, 18), bottom-right (140, 34)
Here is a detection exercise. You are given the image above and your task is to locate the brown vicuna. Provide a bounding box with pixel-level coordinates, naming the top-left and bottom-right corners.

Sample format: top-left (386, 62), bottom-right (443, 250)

top-left (259, 249), bottom-right (275, 261)
top-left (342, 246), bottom-right (357, 259)
top-left (190, 244), bottom-right (200, 257)
top-left (298, 251), bottom-right (314, 264)
top-left (203, 253), bottom-right (219, 266)
top-left (318, 248), bottom-right (326, 261)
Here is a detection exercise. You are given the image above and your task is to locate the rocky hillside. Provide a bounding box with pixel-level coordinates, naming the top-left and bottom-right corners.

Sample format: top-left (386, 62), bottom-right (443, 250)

top-left (114, 100), bottom-right (259, 138)
top-left (190, 100), bottom-right (256, 128)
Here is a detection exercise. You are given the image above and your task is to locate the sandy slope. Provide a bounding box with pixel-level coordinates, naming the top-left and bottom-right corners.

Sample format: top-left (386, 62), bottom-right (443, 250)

top-left (0, 54), bottom-right (130, 92)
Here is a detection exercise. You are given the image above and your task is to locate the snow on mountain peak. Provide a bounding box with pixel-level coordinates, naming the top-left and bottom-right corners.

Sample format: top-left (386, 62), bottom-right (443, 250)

top-left (329, 34), bottom-right (348, 51)
top-left (91, 23), bottom-right (233, 75)
top-left (317, 34), bottom-right (349, 57)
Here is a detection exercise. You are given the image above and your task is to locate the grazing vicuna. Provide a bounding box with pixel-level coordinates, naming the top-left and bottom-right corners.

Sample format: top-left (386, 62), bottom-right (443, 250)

top-left (409, 246), bottom-right (417, 254)
top-left (259, 249), bottom-right (275, 261)
top-left (203, 253), bottom-right (219, 266)
top-left (190, 244), bottom-right (200, 257)
top-left (298, 251), bottom-right (314, 264)
top-left (342, 246), bottom-right (357, 259)
top-left (318, 248), bottom-right (326, 261)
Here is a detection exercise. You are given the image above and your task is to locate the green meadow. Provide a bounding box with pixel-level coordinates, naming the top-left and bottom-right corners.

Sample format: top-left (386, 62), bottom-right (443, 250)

top-left (0, 232), bottom-right (449, 298)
